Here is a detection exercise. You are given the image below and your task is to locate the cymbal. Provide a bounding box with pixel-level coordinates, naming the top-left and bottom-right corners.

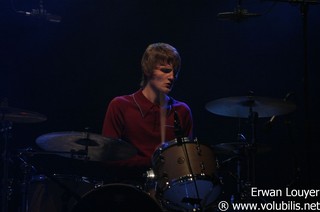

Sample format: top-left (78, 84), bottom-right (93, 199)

top-left (35, 131), bottom-right (137, 161)
top-left (212, 142), bottom-right (271, 155)
top-left (206, 96), bottom-right (296, 118)
top-left (0, 106), bottom-right (47, 123)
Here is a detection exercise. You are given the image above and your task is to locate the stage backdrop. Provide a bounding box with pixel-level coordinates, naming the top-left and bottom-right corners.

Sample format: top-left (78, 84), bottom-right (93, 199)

top-left (1, 0), bottom-right (319, 196)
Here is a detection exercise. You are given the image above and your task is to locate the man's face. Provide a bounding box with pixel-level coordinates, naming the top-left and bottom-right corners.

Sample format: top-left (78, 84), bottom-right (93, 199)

top-left (149, 64), bottom-right (175, 94)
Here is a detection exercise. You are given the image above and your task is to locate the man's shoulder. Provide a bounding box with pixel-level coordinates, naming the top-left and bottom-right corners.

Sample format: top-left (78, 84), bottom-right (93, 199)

top-left (110, 90), bottom-right (138, 104)
top-left (171, 97), bottom-right (189, 107)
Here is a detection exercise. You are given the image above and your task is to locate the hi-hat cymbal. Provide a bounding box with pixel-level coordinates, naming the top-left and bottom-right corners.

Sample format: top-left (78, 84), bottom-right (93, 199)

top-left (206, 96), bottom-right (296, 118)
top-left (212, 142), bottom-right (271, 155)
top-left (0, 106), bottom-right (47, 123)
top-left (35, 131), bottom-right (137, 161)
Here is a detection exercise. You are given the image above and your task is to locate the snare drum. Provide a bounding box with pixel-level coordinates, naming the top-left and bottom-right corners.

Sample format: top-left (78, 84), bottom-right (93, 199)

top-left (152, 137), bottom-right (221, 211)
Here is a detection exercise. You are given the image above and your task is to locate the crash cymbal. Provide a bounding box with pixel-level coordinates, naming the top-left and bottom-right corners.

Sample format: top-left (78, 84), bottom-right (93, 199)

top-left (206, 96), bottom-right (296, 118)
top-left (0, 106), bottom-right (47, 123)
top-left (212, 142), bottom-right (271, 155)
top-left (35, 131), bottom-right (137, 161)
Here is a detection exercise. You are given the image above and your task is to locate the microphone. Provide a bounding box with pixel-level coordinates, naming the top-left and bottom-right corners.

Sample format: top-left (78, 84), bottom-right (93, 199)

top-left (217, 7), bottom-right (261, 21)
top-left (171, 97), bottom-right (183, 143)
top-left (174, 111), bottom-right (183, 137)
top-left (169, 97), bottom-right (184, 144)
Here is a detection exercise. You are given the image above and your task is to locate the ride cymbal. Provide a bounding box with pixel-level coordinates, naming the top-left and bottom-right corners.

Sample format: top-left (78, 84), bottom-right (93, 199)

top-left (0, 106), bottom-right (47, 123)
top-left (35, 131), bottom-right (137, 161)
top-left (205, 96), bottom-right (296, 118)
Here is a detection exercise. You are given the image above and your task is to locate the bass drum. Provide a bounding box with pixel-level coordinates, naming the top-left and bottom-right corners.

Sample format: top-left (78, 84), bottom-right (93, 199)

top-left (28, 174), bottom-right (103, 212)
top-left (71, 183), bottom-right (163, 212)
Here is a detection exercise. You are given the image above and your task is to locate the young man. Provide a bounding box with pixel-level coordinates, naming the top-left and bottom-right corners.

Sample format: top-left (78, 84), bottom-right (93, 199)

top-left (102, 42), bottom-right (193, 183)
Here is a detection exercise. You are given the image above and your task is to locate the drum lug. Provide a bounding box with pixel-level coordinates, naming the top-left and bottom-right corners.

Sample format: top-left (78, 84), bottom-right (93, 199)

top-left (216, 158), bottom-right (220, 169)
top-left (159, 155), bottom-right (165, 163)
top-left (194, 137), bottom-right (202, 156)
top-left (200, 162), bottom-right (205, 173)
top-left (153, 154), bottom-right (165, 168)
top-left (161, 172), bottom-right (169, 181)
top-left (196, 145), bottom-right (202, 156)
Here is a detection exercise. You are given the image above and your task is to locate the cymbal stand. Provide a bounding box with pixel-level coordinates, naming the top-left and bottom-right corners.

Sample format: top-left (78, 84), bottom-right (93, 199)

top-left (240, 107), bottom-right (259, 201)
top-left (229, 154), bottom-right (244, 203)
top-left (229, 135), bottom-right (251, 203)
top-left (17, 153), bottom-right (36, 212)
top-left (247, 108), bottom-right (258, 185)
top-left (1, 120), bottom-right (12, 212)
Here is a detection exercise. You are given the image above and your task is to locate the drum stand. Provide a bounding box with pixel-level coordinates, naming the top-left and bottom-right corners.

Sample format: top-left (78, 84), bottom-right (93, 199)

top-left (230, 108), bottom-right (259, 203)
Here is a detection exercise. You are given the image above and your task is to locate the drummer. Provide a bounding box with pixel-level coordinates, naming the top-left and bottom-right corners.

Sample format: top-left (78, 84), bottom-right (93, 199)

top-left (101, 42), bottom-right (193, 185)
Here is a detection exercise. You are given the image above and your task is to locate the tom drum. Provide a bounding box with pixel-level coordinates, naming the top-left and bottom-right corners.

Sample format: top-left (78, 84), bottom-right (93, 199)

top-left (152, 137), bottom-right (221, 211)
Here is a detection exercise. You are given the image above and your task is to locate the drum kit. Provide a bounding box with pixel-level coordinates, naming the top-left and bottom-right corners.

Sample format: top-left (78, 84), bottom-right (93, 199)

top-left (1, 95), bottom-right (296, 212)
top-left (206, 94), bottom-right (296, 204)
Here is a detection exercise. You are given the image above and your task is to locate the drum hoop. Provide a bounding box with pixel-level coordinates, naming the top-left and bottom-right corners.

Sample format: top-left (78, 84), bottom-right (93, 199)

top-left (156, 176), bottom-right (222, 211)
top-left (30, 173), bottom-right (101, 185)
top-left (152, 137), bottom-right (213, 162)
top-left (79, 183), bottom-right (144, 197)
top-left (72, 183), bottom-right (163, 212)
top-left (156, 137), bottom-right (191, 151)
top-left (157, 175), bottom-right (220, 191)
top-left (152, 141), bottom-right (214, 168)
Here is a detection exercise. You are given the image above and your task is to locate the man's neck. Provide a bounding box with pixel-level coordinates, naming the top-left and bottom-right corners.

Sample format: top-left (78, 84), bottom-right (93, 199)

top-left (142, 86), bottom-right (168, 106)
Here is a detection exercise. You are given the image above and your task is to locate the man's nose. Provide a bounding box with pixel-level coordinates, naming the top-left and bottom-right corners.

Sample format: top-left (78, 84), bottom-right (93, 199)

top-left (168, 71), bottom-right (175, 80)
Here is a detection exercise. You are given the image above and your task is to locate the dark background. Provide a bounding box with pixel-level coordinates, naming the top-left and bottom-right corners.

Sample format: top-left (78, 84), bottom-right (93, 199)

top-left (1, 0), bottom-right (320, 208)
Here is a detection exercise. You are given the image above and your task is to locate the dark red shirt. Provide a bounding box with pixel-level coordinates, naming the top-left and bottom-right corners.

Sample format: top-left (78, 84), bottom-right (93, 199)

top-left (102, 89), bottom-right (193, 170)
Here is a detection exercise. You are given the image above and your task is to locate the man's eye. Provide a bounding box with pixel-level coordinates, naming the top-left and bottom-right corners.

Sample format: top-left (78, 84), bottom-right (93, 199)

top-left (160, 68), bottom-right (172, 73)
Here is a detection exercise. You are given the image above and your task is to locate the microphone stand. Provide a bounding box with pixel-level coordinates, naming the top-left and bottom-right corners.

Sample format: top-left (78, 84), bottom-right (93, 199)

top-left (300, 0), bottom-right (312, 185)
top-left (265, 0), bottom-right (319, 186)
top-left (173, 109), bottom-right (202, 211)
top-left (173, 111), bottom-right (183, 145)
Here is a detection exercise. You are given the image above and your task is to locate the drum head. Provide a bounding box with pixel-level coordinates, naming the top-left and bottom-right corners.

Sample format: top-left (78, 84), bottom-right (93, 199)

top-left (72, 183), bottom-right (163, 212)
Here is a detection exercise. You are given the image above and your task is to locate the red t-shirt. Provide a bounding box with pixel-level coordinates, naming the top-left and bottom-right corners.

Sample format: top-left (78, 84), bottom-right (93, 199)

top-left (102, 89), bottom-right (193, 171)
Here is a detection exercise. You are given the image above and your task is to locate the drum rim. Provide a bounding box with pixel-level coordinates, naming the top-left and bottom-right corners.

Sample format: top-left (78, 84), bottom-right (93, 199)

top-left (72, 183), bottom-right (163, 212)
top-left (151, 137), bottom-right (213, 162)
top-left (157, 174), bottom-right (221, 191)
top-left (30, 173), bottom-right (92, 182)
top-left (156, 179), bottom-right (222, 211)
top-left (78, 183), bottom-right (141, 197)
